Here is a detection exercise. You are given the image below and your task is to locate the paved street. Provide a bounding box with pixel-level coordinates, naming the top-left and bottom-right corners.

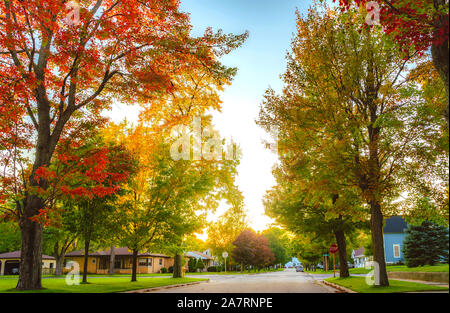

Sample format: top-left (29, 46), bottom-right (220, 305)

top-left (150, 269), bottom-right (336, 293)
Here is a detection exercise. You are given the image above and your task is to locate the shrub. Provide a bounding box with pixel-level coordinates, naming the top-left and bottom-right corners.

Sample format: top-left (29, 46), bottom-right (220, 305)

top-left (188, 258), bottom-right (197, 272)
top-left (168, 266), bottom-right (173, 273)
top-left (160, 267), bottom-right (168, 273)
top-left (197, 258), bottom-right (205, 271)
top-left (207, 266), bottom-right (217, 272)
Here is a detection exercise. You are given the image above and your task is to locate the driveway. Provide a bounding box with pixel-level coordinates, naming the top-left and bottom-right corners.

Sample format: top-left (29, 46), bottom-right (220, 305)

top-left (150, 269), bottom-right (336, 293)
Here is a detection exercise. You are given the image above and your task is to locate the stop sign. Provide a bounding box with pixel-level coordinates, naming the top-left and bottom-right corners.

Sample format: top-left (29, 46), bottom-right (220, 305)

top-left (329, 244), bottom-right (338, 254)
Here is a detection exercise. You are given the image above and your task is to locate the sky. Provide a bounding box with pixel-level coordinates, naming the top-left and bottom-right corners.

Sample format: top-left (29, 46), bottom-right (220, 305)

top-left (109, 0), bottom-right (312, 235)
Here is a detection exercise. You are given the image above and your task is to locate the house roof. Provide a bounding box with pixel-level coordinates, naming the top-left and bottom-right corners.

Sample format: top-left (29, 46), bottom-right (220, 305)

top-left (186, 251), bottom-right (214, 260)
top-left (0, 251), bottom-right (55, 260)
top-left (383, 216), bottom-right (408, 234)
top-left (352, 246), bottom-right (365, 257)
top-left (65, 247), bottom-right (170, 258)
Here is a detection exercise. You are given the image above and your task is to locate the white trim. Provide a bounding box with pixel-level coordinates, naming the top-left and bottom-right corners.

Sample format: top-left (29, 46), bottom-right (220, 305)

top-left (393, 244), bottom-right (401, 258)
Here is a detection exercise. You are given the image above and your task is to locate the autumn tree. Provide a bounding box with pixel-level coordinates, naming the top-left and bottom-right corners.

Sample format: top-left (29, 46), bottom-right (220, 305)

top-left (252, 234), bottom-right (275, 270)
top-left (0, 0), bottom-right (247, 289)
top-left (104, 121), bottom-right (243, 281)
top-left (207, 206), bottom-right (248, 266)
top-left (259, 5), bottom-right (445, 285)
top-left (334, 0), bottom-right (449, 124)
top-left (231, 229), bottom-right (257, 270)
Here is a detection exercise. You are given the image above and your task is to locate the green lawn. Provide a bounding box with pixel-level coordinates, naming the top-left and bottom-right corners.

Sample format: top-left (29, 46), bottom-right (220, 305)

top-left (325, 276), bottom-right (448, 293)
top-left (306, 264), bottom-right (449, 275)
top-left (0, 277), bottom-right (207, 293)
top-left (350, 264), bottom-right (449, 274)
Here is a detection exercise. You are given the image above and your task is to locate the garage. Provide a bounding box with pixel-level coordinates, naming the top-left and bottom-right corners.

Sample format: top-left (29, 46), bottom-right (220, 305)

top-left (0, 251), bottom-right (56, 275)
top-left (4, 260), bottom-right (20, 275)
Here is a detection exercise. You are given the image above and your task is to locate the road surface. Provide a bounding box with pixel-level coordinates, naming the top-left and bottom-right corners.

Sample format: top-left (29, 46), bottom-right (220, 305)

top-left (150, 269), bottom-right (336, 293)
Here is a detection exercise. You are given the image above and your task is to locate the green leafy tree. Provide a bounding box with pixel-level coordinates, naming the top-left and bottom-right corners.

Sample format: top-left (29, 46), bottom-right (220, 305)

top-left (207, 206), bottom-right (248, 266)
top-left (258, 4), bottom-right (446, 286)
top-left (263, 228), bottom-right (290, 267)
top-left (42, 225), bottom-right (79, 276)
top-left (0, 221), bottom-right (21, 253)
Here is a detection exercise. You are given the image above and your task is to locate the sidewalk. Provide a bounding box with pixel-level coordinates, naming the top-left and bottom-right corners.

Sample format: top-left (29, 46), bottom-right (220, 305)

top-left (389, 278), bottom-right (448, 289)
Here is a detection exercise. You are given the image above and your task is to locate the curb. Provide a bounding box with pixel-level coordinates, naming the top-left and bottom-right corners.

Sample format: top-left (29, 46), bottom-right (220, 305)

top-left (320, 280), bottom-right (357, 293)
top-left (122, 280), bottom-right (208, 293)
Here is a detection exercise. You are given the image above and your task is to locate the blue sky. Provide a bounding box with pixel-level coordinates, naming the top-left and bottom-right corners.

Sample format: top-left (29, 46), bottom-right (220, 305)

top-left (180, 0), bottom-right (308, 98)
top-left (110, 1), bottom-right (312, 234)
top-left (179, 0), bottom-right (311, 233)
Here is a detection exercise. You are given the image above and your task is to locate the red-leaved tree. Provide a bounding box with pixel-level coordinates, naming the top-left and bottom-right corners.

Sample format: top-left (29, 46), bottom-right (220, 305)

top-left (334, 0), bottom-right (449, 123)
top-left (0, 0), bottom-right (247, 289)
top-left (232, 229), bottom-right (275, 270)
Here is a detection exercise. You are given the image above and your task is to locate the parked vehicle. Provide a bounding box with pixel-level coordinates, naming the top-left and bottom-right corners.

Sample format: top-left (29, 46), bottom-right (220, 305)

top-left (317, 263), bottom-right (324, 269)
top-left (296, 265), bottom-right (304, 272)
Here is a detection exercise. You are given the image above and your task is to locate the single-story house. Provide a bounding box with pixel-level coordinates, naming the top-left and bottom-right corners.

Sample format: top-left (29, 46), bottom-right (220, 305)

top-left (0, 251), bottom-right (56, 275)
top-left (186, 251), bottom-right (215, 271)
top-left (383, 216), bottom-right (408, 264)
top-left (64, 247), bottom-right (174, 274)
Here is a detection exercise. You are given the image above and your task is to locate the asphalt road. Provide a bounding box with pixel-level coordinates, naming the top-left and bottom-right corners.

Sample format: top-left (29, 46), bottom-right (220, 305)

top-left (150, 269), bottom-right (336, 293)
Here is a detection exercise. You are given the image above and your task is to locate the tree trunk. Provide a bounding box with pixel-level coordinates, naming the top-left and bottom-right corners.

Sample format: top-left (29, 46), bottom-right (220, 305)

top-left (173, 254), bottom-right (182, 278)
top-left (334, 230), bottom-right (350, 278)
top-left (431, 0), bottom-right (449, 127)
top-left (16, 207), bottom-right (43, 290)
top-left (131, 249), bottom-right (138, 282)
top-left (370, 200), bottom-right (389, 286)
top-left (109, 246), bottom-right (115, 275)
top-left (55, 255), bottom-right (63, 276)
top-left (53, 241), bottom-right (70, 276)
top-left (82, 238), bottom-right (90, 283)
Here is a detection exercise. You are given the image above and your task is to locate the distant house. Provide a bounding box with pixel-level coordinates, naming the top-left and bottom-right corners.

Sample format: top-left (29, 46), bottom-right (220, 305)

top-left (202, 249), bottom-right (220, 266)
top-left (351, 246), bottom-right (372, 268)
top-left (383, 216), bottom-right (409, 264)
top-left (285, 257), bottom-right (301, 268)
top-left (185, 251), bottom-right (215, 271)
top-left (64, 247), bottom-right (173, 274)
top-left (0, 251), bottom-right (56, 275)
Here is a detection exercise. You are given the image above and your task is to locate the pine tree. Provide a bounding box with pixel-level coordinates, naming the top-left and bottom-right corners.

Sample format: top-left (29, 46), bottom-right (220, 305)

top-left (403, 221), bottom-right (449, 267)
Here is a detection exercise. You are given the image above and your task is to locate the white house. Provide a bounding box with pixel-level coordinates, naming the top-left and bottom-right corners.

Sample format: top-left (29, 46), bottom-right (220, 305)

top-left (351, 246), bottom-right (373, 268)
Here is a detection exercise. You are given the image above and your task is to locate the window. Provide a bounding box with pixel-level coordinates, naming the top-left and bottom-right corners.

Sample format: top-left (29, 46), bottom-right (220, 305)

top-left (50, 263), bottom-right (54, 269)
top-left (393, 244), bottom-right (401, 258)
top-left (159, 258), bottom-right (163, 265)
top-left (92, 259), bottom-right (96, 264)
top-left (139, 258), bottom-right (149, 266)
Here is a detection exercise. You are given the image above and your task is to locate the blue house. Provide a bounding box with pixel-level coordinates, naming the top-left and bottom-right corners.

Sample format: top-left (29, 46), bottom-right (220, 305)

top-left (285, 257), bottom-right (301, 268)
top-left (383, 216), bottom-right (409, 264)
